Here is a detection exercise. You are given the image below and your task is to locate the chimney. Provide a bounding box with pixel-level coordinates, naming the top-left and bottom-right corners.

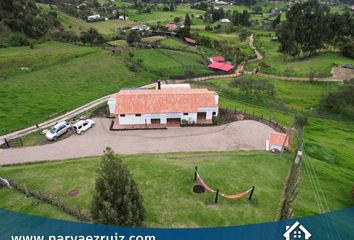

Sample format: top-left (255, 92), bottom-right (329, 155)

top-left (157, 80), bottom-right (161, 90)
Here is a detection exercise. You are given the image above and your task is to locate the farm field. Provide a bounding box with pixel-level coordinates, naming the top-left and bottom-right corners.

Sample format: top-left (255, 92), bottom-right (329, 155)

top-left (246, 30), bottom-right (354, 77)
top-left (0, 151), bottom-right (291, 227)
top-left (0, 41), bottom-right (152, 135)
top-left (195, 77), bottom-right (354, 217)
top-left (123, 48), bottom-right (211, 78)
top-left (198, 31), bottom-right (256, 59)
top-left (128, 6), bottom-right (205, 24)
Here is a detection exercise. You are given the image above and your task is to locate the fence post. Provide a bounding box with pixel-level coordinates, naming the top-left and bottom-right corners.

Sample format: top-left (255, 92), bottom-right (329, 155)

top-left (24, 185), bottom-right (30, 198)
top-left (4, 138), bottom-right (10, 148)
top-left (58, 197), bottom-right (63, 210)
top-left (248, 186), bottom-right (255, 201)
top-left (38, 191), bottom-right (43, 202)
top-left (77, 205), bottom-right (82, 220)
top-left (19, 138), bottom-right (23, 146)
top-left (261, 115), bottom-right (263, 120)
top-left (194, 166), bottom-right (198, 181)
top-left (214, 189), bottom-right (219, 204)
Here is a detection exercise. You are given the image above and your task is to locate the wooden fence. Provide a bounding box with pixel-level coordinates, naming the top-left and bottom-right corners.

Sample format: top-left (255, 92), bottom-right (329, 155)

top-left (219, 108), bottom-right (287, 133)
top-left (9, 180), bottom-right (91, 222)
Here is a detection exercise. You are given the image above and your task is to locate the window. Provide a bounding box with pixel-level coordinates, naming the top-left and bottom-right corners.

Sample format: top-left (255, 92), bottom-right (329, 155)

top-left (120, 114), bottom-right (125, 117)
top-left (135, 114), bottom-right (141, 117)
top-left (213, 112), bottom-right (217, 116)
top-left (183, 113), bottom-right (188, 116)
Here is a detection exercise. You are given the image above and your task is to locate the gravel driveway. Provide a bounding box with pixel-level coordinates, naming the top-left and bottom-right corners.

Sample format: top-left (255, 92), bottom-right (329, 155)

top-left (0, 118), bottom-right (276, 165)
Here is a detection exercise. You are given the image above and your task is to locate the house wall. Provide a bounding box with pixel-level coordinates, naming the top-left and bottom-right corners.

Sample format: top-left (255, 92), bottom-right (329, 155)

top-left (118, 112), bottom-right (199, 125)
top-left (269, 144), bottom-right (283, 152)
top-left (108, 99), bottom-right (116, 117)
top-left (198, 107), bottom-right (218, 120)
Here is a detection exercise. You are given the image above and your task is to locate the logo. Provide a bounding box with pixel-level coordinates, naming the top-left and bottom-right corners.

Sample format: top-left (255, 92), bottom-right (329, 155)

top-left (283, 221), bottom-right (312, 240)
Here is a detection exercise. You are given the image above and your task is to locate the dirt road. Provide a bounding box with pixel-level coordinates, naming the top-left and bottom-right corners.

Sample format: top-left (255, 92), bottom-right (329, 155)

top-left (0, 118), bottom-right (276, 165)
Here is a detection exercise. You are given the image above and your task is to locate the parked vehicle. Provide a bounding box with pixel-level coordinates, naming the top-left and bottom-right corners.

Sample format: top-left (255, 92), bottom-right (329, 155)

top-left (341, 64), bottom-right (354, 70)
top-left (45, 121), bottom-right (71, 141)
top-left (72, 119), bottom-right (95, 134)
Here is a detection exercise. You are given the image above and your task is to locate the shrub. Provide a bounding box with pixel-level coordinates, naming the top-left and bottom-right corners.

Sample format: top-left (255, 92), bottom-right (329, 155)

top-left (341, 41), bottom-right (354, 59)
top-left (3, 32), bottom-right (30, 47)
top-left (91, 147), bottom-right (146, 226)
top-left (212, 116), bottom-right (220, 125)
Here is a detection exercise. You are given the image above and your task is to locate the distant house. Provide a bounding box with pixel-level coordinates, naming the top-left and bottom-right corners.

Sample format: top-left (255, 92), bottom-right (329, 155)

top-left (165, 23), bottom-right (178, 31)
top-left (183, 37), bottom-right (196, 45)
top-left (208, 61), bottom-right (234, 72)
top-left (108, 84), bottom-right (219, 129)
top-left (130, 24), bottom-right (150, 31)
top-left (209, 56), bottom-right (225, 63)
top-left (283, 221), bottom-right (311, 240)
top-left (351, 5), bottom-right (354, 11)
top-left (87, 14), bottom-right (100, 21)
top-left (220, 18), bottom-right (231, 23)
top-left (270, 7), bottom-right (280, 15)
top-left (118, 15), bottom-right (128, 20)
top-left (265, 132), bottom-right (289, 152)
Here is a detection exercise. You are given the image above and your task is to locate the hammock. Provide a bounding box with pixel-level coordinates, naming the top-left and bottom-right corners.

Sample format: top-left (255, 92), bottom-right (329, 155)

top-left (196, 172), bottom-right (216, 193)
top-left (196, 171), bottom-right (252, 199)
top-left (220, 188), bottom-right (253, 199)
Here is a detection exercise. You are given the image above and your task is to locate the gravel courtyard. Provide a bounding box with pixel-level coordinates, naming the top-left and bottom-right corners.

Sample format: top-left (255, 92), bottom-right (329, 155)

top-left (0, 118), bottom-right (277, 165)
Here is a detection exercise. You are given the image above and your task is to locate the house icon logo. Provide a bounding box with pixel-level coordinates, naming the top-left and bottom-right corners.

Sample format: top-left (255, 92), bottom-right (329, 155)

top-left (283, 221), bottom-right (312, 240)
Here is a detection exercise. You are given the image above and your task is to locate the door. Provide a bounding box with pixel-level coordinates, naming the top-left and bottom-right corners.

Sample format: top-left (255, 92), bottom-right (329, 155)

top-left (197, 112), bottom-right (207, 120)
top-left (167, 118), bottom-right (180, 127)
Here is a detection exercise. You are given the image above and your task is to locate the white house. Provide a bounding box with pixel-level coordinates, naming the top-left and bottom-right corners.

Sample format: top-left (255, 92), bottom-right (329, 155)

top-left (130, 24), bottom-right (150, 31)
top-left (87, 14), bottom-right (100, 21)
top-left (220, 18), bottom-right (231, 23)
top-left (283, 221), bottom-right (312, 240)
top-left (108, 84), bottom-right (219, 129)
top-left (265, 132), bottom-right (290, 152)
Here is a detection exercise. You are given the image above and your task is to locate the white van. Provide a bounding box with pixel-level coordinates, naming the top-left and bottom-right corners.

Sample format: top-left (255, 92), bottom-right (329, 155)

top-left (72, 119), bottom-right (95, 134)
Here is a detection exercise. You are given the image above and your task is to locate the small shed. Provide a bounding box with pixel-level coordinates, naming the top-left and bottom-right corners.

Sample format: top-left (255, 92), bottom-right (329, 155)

top-left (266, 132), bottom-right (289, 152)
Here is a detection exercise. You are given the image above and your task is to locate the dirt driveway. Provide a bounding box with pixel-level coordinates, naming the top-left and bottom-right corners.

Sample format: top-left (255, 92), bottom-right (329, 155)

top-left (0, 118), bottom-right (277, 165)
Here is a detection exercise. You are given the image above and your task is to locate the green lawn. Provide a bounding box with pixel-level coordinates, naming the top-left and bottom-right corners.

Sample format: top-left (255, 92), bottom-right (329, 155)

top-left (0, 188), bottom-right (75, 221)
top-left (198, 31), bottom-right (256, 59)
top-left (0, 151), bottom-right (291, 227)
top-left (195, 77), bottom-right (354, 217)
top-left (0, 41), bottom-right (152, 134)
top-left (123, 48), bottom-right (211, 78)
top-left (128, 6), bottom-right (205, 24)
top-left (246, 30), bottom-right (354, 77)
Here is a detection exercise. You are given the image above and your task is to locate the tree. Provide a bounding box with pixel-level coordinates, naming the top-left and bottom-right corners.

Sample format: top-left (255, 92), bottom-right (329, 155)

top-left (342, 41), bottom-right (354, 58)
top-left (80, 28), bottom-right (104, 45)
top-left (277, 0), bottom-right (330, 57)
top-left (127, 30), bottom-right (141, 45)
top-left (91, 147), bottom-right (146, 226)
top-left (272, 13), bottom-right (281, 29)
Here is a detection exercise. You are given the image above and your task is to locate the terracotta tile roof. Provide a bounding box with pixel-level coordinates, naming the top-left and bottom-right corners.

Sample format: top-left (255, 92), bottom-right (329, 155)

top-left (269, 132), bottom-right (289, 147)
top-left (208, 62), bottom-right (234, 72)
top-left (165, 23), bottom-right (177, 30)
top-left (114, 88), bottom-right (218, 115)
top-left (184, 37), bottom-right (196, 44)
top-left (209, 56), bottom-right (225, 62)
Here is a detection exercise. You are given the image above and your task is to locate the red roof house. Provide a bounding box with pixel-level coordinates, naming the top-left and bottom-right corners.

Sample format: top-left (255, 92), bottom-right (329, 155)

top-left (184, 37), bottom-right (196, 44)
top-left (208, 61), bottom-right (234, 72)
top-left (165, 23), bottom-right (177, 31)
top-left (266, 132), bottom-right (290, 152)
top-left (108, 87), bottom-right (219, 129)
top-left (209, 56), bottom-right (225, 63)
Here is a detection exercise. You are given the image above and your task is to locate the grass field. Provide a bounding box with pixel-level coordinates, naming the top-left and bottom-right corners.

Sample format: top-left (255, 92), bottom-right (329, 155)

top-left (198, 31), bottom-right (256, 59)
top-left (0, 41), bottom-right (152, 134)
top-left (246, 30), bottom-right (354, 77)
top-left (194, 77), bottom-right (354, 217)
top-left (0, 151), bottom-right (291, 227)
top-left (0, 189), bottom-right (75, 221)
top-left (123, 48), bottom-right (211, 78)
top-left (127, 6), bottom-right (205, 24)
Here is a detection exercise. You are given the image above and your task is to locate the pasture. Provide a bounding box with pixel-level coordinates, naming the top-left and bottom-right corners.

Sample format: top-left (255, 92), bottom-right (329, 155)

top-left (0, 151), bottom-right (291, 227)
top-left (195, 77), bottom-right (354, 217)
top-left (0, 41), bottom-right (152, 134)
top-left (246, 29), bottom-right (354, 77)
top-left (123, 48), bottom-right (211, 78)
